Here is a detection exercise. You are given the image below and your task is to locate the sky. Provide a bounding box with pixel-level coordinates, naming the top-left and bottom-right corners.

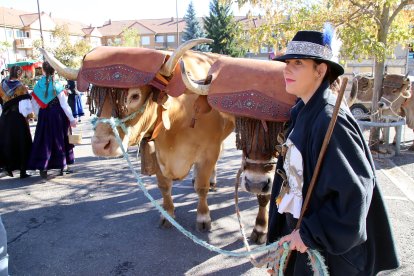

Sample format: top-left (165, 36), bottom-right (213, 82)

top-left (0, 0), bottom-right (257, 26)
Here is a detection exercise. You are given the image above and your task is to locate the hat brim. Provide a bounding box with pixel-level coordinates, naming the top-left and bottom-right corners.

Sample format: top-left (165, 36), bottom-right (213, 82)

top-left (273, 53), bottom-right (344, 79)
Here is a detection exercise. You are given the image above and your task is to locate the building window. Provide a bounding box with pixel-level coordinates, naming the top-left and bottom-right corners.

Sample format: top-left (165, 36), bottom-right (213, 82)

top-left (15, 30), bottom-right (25, 38)
top-left (155, 35), bottom-right (164, 43)
top-left (141, 36), bottom-right (150, 45)
top-left (167, 35), bottom-right (175, 43)
top-left (6, 28), bottom-right (13, 38)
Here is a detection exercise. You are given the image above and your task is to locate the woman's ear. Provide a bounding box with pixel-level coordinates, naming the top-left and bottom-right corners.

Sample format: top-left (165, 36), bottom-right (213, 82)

top-left (317, 63), bottom-right (328, 79)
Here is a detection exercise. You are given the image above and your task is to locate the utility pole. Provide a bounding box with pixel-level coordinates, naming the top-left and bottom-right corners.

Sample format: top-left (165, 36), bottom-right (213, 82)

top-left (176, 0), bottom-right (179, 48)
top-left (36, 0), bottom-right (45, 50)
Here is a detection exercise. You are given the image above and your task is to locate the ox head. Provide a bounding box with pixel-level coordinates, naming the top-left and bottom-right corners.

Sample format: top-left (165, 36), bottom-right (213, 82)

top-left (41, 39), bottom-right (214, 157)
top-left (351, 73), bottom-right (375, 103)
top-left (378, 74), bottom-right (411, 116)
top-left (180, 57), bottom-right (294, 195)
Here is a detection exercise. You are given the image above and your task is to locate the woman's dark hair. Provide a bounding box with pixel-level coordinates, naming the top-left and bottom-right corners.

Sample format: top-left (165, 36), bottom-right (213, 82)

top-left (42, 61), bottom-right (56, 98)
top-left (313, 60), bottom-right (338, 85)
top-left (9, 65), bottom-right (23, 79)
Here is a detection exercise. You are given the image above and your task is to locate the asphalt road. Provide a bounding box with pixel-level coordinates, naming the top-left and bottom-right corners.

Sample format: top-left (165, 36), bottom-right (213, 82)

top-left (1, 113), bottom-right (414, 276)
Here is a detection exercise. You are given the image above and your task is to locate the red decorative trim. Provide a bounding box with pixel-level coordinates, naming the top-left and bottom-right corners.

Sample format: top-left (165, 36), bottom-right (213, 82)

top-left (31, 93), bottom-right (48, 109)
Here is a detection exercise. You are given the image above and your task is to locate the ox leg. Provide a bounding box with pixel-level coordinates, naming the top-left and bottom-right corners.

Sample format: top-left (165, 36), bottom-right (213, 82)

top-left (250, 194), bottom-right (270, 244)
top-left (155, 171), bottom-right (175, 228)
top-left (193, 163), bottom-right (213, 232)
top-left (192, 165), bottom-right (217, 192)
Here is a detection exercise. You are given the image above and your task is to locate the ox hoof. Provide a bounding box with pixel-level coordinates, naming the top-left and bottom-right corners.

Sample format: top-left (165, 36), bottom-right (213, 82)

top-left (196, 221), bottom-right (211, 232)
top-left (159, 217), bottom-right (173, 229)
top-left (250, 229), bottom-right (267, 245)
top-left (209, 182), bottom-right (217, 192)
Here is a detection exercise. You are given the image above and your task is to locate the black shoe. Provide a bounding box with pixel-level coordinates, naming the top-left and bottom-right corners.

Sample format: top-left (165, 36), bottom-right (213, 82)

top-left (6, 170), bottom-right (13, 177)
top-left (40, 170), bottom-right (47, 179)
top-left (20, 173), bottom-right (31, 179)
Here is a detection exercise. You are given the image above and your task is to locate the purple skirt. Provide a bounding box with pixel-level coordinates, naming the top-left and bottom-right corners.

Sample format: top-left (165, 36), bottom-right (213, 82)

top-left (28, 97), bottom-right (74, 170)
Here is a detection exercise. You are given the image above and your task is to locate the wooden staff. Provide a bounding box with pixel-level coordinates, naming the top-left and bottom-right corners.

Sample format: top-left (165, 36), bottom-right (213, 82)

top-left (284, 77), bottom-right (348, 271)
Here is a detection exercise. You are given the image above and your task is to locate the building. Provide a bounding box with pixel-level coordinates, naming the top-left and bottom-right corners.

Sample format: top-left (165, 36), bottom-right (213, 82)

top-left (0, 6), bottom-right (412, 78)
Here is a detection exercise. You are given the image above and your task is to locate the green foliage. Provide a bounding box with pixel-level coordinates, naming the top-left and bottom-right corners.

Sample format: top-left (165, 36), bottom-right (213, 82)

top-left (235, 0), bottom-right (414, 63)
top-left (117, 27), bottom-right (141, 47)
top-left (183, 1), bottom-right (209, 51)
top-left (41, 25), bottom-right (92, 68)
top-left (204, 0), bottom-right (247, 57)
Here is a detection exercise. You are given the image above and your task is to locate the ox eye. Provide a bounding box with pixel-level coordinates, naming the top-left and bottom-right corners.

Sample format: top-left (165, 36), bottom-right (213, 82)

top-left (130, 94), bottom-right (140, 101)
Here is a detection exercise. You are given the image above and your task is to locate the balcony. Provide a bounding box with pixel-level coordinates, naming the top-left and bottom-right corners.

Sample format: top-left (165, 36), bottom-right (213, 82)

top-left (15, 38), bottom-right (33, 49)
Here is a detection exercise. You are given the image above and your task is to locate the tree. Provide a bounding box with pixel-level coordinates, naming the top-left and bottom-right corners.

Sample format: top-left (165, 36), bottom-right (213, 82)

top-left (235, 0), bottom-right (414, 149)
top-left (183, 1), bottom-right (209, 51)
top-left (48, 25), bottom-right (91, 68)
top-left (118, 27), bottom-right (141, 47)
top-left (204, 0), bottom-right (246, 57)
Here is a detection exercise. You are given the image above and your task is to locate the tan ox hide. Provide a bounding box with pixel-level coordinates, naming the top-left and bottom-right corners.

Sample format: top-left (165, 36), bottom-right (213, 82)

top-left (401, 81), bottom-right (414, 150)
top-left (180, 56), bottom-right (297, 244)
top-left (41, 40), bottom-right (235, 232)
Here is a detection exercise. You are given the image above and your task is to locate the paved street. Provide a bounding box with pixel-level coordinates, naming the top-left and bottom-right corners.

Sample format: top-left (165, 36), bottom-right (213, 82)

top-left (1, 111), bottom-right (414, 276)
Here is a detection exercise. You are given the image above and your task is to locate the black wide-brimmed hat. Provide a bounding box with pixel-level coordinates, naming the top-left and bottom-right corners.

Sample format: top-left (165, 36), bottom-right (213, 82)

top-left (274, 30), bottom-right (344, 79)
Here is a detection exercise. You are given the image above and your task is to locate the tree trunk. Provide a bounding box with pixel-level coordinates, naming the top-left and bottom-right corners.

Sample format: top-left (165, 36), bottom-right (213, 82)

top-left (369, 8), bottom-right (389, 151)
top-left (369, 59), bottom-right (385, 151)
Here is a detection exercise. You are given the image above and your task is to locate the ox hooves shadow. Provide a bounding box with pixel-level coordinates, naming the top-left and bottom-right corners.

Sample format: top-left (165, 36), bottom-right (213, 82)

top-left (209, 183), bottom-right (217, 192)
top-left (196, 221), bottom-right (211, 232)
top-left (250, 229), bottom-right (267, 245)
top-left (159, 217), bottom-right (174, 229)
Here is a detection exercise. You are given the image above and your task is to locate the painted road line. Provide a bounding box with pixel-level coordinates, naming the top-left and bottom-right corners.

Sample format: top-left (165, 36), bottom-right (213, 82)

top-left (378, 158), bottom-right (414, 203)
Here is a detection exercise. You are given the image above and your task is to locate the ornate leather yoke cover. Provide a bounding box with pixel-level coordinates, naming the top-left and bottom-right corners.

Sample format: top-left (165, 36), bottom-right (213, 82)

top-left (77, 46), bottom-right (167, 91)
top-left (207, 56), bottom-right (297, 122)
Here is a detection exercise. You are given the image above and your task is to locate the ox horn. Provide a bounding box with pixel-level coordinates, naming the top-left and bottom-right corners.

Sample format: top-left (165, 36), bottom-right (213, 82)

top-left (39, 48), bottom-right (79, 80)
top-left (159, 38), bottom-right (213, 77)
top-left (180, 60), bottom-right (211, 95)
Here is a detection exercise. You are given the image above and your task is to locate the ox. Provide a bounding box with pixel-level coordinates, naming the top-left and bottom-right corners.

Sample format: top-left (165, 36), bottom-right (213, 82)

top-left (351, 73), bottom-right (413, 148)
top-left (41, 39), bottom-right (293, 244)
top-left (179, 55), bottom-right (297, 243)
top-left (378, 75), bottom-right (413, 150)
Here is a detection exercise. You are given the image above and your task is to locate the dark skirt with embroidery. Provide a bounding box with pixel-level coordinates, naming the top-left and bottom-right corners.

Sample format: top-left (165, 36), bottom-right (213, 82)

top-left (28, 97), bottom-right (74, 170)
top-left (68, 93), bottom-right (84, 118)
top-left (0, 95), bottom-right (33, 172)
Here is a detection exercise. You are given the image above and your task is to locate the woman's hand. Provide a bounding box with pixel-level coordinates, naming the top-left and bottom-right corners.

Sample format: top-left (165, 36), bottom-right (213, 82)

top-left (70, 120), bottom-right (77, 128)
top-left (279, 229), bottom-right (308, 253)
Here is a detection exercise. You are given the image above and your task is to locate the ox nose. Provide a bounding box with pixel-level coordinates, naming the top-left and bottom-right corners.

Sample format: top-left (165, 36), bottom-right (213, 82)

top-left (244, 177), bottom-right (272, 194)
top-left (378, 102), bottom-right (387, 109)
top-left (91, 136), bottom-right (118, 157)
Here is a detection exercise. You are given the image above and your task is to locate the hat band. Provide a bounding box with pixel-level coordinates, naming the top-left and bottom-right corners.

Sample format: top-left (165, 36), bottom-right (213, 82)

top-left (286, 41), bottom-right (333, 60)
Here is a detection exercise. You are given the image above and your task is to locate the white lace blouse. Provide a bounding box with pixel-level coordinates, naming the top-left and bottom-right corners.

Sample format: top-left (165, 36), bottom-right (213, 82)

top-left (277, 137), bottom-right (304, 219)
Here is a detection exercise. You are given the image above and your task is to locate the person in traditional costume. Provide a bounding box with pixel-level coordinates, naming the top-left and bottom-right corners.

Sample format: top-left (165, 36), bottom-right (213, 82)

top-left (0, 65), bottom-right (33, 179)
top-left (28, 61), bottom-right (77, 179)
top-left (267, 25), bottom-right (399, 275)
top-left (66, 80), bottom-right (84, 122)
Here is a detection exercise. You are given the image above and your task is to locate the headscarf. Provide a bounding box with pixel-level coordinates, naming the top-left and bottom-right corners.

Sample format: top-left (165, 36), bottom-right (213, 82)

top-left (1, 78), bottom-right (23, 97)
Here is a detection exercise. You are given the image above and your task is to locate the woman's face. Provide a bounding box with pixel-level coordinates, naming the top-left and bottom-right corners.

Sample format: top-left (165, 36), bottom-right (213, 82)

top-left (283, 59), bottom-right (325, 103)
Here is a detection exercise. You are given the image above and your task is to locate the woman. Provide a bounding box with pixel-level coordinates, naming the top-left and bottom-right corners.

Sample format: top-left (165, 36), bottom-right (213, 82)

top-left (28, 61), bottom-right (77, 179)
top-left (267, 28), bottom-right (399, 275)
top-left (0, 65), bottom-right (32, 179)
top-left (66, 80), bottom-right (84, 122)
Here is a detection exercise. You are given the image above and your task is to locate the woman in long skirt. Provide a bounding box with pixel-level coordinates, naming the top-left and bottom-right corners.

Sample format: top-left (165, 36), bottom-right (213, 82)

top-left (28, 61), bottom-right (77, 179)
top-left (0, 66), bottom-right (32, 178)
